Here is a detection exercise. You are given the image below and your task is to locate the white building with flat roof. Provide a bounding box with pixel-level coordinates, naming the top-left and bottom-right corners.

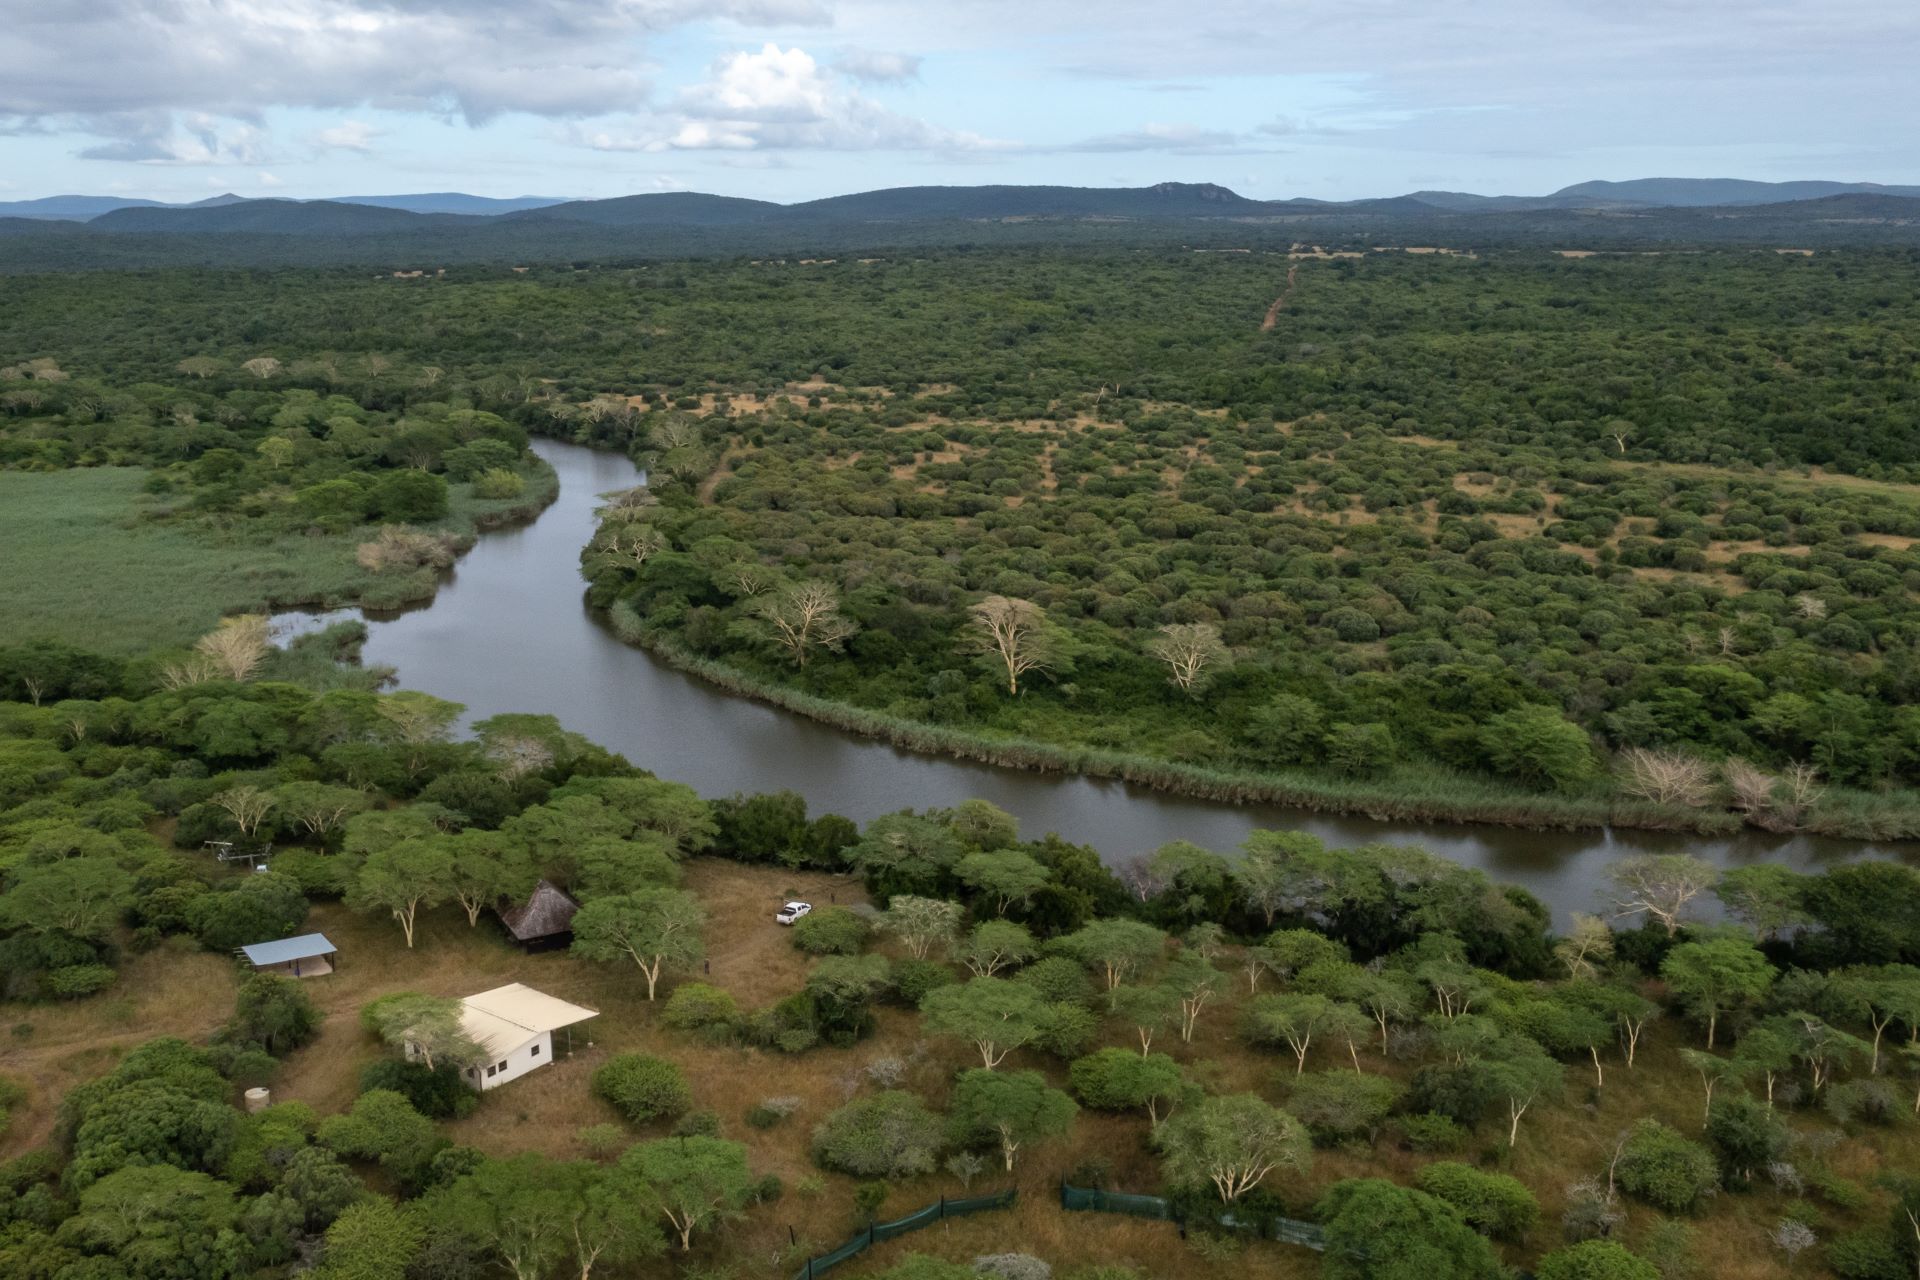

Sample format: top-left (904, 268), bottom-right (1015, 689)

top-left (451, 983), bottom-right (598, 1092)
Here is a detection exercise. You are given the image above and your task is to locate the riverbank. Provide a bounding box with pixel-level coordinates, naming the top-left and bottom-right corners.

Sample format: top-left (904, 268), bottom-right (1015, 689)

top-left (604, 599), bottom-right (1920, 839)
top-left (3, 458), bottom-right (558, 653)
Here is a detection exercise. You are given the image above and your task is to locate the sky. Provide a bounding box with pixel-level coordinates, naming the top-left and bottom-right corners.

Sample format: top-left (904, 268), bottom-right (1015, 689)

top-left (2, 0), bottom-right (1917, 205)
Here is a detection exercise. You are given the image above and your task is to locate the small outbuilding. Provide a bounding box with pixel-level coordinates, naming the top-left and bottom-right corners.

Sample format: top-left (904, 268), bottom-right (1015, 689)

top-left (495, 879), bottom-right (581, 951)
top-left (452, 982), bottom-right (598, 1091)
top-left (238, 932), bottom-right (338, 979)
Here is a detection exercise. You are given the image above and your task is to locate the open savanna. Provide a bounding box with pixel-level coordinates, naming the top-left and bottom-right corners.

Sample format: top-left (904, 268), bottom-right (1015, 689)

top-left (5, 853), bottom-right (1910, 1280)
top-left (0, 462), bottom-right (555, 653)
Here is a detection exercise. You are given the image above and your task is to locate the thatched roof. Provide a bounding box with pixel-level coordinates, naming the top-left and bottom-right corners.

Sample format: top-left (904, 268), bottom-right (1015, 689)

top-left (496, 880), bottom-right (580, 942)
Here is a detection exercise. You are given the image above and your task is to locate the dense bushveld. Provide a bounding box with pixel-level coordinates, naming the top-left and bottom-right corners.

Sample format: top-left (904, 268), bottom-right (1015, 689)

top-left (2, 638), bottom-right (1920, 1279)
top-left (7, 250), bottom-right (1920, 829)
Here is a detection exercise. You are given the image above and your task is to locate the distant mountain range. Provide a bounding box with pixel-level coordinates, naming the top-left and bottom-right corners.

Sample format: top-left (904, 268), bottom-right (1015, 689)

top-left (4, 177), bottom-right (1918, 234)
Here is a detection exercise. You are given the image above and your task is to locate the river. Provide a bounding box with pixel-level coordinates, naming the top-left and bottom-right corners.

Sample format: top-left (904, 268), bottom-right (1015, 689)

top-left (280, 439), bottom-right (1908, 921)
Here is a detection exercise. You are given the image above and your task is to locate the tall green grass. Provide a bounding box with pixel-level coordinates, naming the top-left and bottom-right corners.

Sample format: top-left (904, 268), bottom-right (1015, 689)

top-left (2, 462), bottom-right (556, 653)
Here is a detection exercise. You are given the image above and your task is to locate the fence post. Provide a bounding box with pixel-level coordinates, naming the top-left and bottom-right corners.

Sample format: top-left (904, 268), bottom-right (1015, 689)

top-left (939, 1195), bottom-right (946, 1220)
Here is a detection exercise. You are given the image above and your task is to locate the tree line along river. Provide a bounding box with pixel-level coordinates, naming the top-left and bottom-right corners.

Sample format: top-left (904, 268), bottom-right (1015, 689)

top-left (280, 439), bottom-right (1909, 922)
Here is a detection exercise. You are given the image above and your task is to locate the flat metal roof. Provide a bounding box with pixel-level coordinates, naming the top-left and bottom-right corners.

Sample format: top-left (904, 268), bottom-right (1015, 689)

top-left (239, 933), bottom-right (338, 966)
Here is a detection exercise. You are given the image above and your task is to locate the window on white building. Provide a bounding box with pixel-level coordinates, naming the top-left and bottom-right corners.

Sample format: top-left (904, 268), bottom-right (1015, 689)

top-left (530, 1044), bottom-right (541, 1058)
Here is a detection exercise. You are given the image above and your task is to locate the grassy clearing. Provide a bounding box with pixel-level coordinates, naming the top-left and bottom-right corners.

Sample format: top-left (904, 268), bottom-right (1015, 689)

top-left (7, 853), bottom-right (1912, 1280)
top-left (0, 462), bottom-right (556, 653)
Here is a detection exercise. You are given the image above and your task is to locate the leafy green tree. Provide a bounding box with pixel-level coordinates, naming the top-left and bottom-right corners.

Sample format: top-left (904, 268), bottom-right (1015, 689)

top-left (54, 1165), bottom-right (250, 1280)
top-left (1154, 1093), bottom-right (1308, 1203)
top-left (222, 973), bottom-right (319, 1056)
top-left (1413, 1162), bottom-right (1540, 1241)
top-left (1704, 1093), bottom-right (1788, 1187)
top-left (921, 977), bottom-right (1051, 1068)
top-left (848, 814), bottom-right (963, 896)
top-left (1614, 1119), bottom-right (1719, 1213)
top-left (877, 895), bottom-right (964, 960)
top-left (0, 856), bottom-right (133, 940)
top-left (315, 1197), bottom-right (424, 1280)
top-left (569, 887), bottom-right (705, 1000)
top-left (1053, 919), bottom-right (1166, 992)
top-left (1245, 992), bottom-right (1337, 1074)
top-left (444, 830), bottom-right (536, 927)
top-left (370, 469), bottom-right (449, 522)
top-left (956, 848), bottom-right (1049, 915)
top-left (1715, 865), bottom-right (1812, 941)
top-left (1316, 1178), bottom-right (1504, 1280)
top-left (1068, 1048), bottom-right (1187, 1127)
top-left (1110, 983), bottom-right (1181, 1054)
top-left (1661, 936), bottom-right (1775, 1048)
top-left (620, 1136), bottom-right (754, 1252)
top-left (1480, 705), bottom-right (1595, 792)
top-left (318, 1090), bottom-right (446, 1189)
top-left (1286, 1071), bottom-right (1402, 1144)
top-left (960, 919), bottom-right (1037, 977)
top-left (361, 993), bottom-right (484, 1073)
top-left (188, 872), bottom-right (310, 952)
top-left (811, 1090), bottom-right (945, 1178)
top-left (948, 1069), bottom-right (1076, 1171)
top-left (1233, 831), bottom-right (1321, 926)
top-left (348, 837), bottom-right (455, 947)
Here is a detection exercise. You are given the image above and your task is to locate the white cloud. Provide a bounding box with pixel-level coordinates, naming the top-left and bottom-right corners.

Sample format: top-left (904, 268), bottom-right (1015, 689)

top-left (576, 44), bottom-right (1003, 154)
top-left (1066, 122), bottom-right (1266, 155)
top-left (313, 120), bottom-right (381, 152)
top-left (75, 113), bottom-right (274, 165)
top-left (832, 48), bottom-right (922, 83)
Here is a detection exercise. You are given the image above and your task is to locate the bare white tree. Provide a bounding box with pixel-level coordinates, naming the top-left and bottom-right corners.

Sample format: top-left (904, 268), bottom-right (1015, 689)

top-left (755, 581), bottom-right (857, 666)
top-left (211, 785), bottom-right (276, 838)
top-left (1607, 854), bottom-right (1718, 936)
top-left (967, 595), bottom-right (1054, 695)
top-left (1771, 1220), bottom-right (1815, 1272)
top-left (1555, 913), bottom-right (1615, 981)
top-left (241, 356), bottom-right (282, 379)
top-left (1147, 622), bottom-right (1229, 695)
top-left (194, 615), bottom-right (272, 682)
top-left (1617, 747), bottom-right (1716, 808)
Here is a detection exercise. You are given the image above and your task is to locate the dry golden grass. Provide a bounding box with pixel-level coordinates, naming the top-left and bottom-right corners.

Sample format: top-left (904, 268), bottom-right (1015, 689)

top-left (7, 856), bottom-right (1919, 1279)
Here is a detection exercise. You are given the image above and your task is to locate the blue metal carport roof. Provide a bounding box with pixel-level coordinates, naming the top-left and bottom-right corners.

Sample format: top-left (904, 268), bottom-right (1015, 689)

top-left (239, 933), bottom-right (338, 966)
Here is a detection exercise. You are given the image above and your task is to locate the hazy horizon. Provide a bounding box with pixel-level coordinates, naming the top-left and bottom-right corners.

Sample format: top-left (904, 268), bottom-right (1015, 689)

top-left (3, 2), bottom-right (1917, 205)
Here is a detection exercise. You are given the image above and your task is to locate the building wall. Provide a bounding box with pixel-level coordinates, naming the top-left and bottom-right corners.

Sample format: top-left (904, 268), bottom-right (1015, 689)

top-left (464, 1031), bottom-right (554, 1092)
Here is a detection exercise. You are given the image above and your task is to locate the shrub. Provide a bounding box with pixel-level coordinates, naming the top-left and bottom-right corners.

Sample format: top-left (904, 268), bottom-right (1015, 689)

top-left (577, 1123), bottom-right (624, 1158)
top-left (660, 983), bottom-right (738, 1038)
top-left (1014, 956), bottom-right (1095, 1007)
top-left (1704, 1094), bottom-right (1786, 1186)
top-left (672, 1109), bottom-right (720, 1138)
top-left (811, 1091), bottom-right (944, 1178)
top-left (1616, 1120), bottom-right (1719, 1214)
top-left (747, 1096), bottom-right (801, 1129)
top-left (1826, 1229), bottom-right (1907, 1280)
top-left (472, 468), bottom-right (525, 500)
top-left (591, 1054), bottom-right (691, 1125)
top-left (1415, 1162), bottom-right (1540, 1241)
top-left (1535, 1240), bottom-right (1660, 1280)
top-left (754, 1172), bottom-right (783, 1203)
top-left (1823, 1079), bottom-right (1900, 1128)
top-left (1399, 1113), bottom-right (1468, 1153)
top-left (792, 907), bottom-right (870, 955)
top-left (892, 958), bottom-right (958, 1005)
top-left (45, 964), bottom-right (116, 999)
top-left (974, 1255), bottom-right (1051, 1280)
top-left (186, 873), bottom-right (309, 953)
top-left (1287, 1071), bottom-right (1402, 1144)
top-left (359, 1059), bottom-right (478, 1120)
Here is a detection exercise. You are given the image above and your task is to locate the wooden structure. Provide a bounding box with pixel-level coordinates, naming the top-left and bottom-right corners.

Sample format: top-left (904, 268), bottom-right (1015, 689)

top-left (238, 932), bottom-right (338, 978)
top-left (495, 879), bottom-right (581, 951)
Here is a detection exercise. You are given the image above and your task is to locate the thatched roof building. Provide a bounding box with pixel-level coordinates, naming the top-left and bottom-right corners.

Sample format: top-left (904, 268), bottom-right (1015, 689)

top-left (495, 880), bottom-right (580, 949)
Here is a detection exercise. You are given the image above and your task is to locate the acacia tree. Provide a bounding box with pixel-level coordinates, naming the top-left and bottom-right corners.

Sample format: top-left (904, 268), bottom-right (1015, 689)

top-left (211, 785), bottom-right (277, 839)
top-left (920, 977), bottom-right (1051, 1069)
top-left (1054, 919), bottom-right (1167, 992)
top-left (1070, 1048), bottom-right (1187, 1127)
top-left (960, 919), bottom-right (1037, 978)
top-left (876, 896), bottom-right (963, 960)
top-left (754, 582), bottom-right (856, 667)
top-left (274, 781), bottom-right (367, 838)
top-left (0, 857), bottom-right (134, 939)
top-left (618, 1137), bottom-right (753, 1252)
top-left (955, 849), bottom-right (1049, 915)
top-left (1661, 936), bottom-right (1775, 1049)
top-left (1232, 831), bottom-right (1320, 927)
top-left (1147, 622), bottom-right (1228, 695)
top-left (1554, 914), bottom-right (1615, 981)
top-left (445, 830), bottom-right (536, 927)
top-left (948, 1069), bottom-right (1077, 1172)
top-left (1165, 954), bottom-right (1225, 1044)
top-left (376, 692), bottom-right (465, 777)
top-left (1155, 1093), bottom-right (1309, 1204)
top-left (348, 839), bottom-right (455, 948)
top-left (362, 994), bottom-right (485, 1073)
top-left (1246, 993), bottom-right (1336, 1075)
top-left (570, 888), bottom-right (706, 1000)
top-left (1608, 854), bottom-right (1718, 936)
top-left (966, 595), bottom-right (1054, 695)
top-left (194, 615), bottom-right (272, 682)
top-left (1111, 984), bottom-right (1181, 1055)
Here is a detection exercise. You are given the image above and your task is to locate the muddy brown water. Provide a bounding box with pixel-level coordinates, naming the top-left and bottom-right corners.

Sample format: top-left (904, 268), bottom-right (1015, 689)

top-left (278, 440), bottom-right (1910, 922)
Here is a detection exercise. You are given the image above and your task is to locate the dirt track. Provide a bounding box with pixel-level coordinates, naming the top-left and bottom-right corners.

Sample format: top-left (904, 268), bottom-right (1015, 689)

top-left (1260, 263), bottom-right (1301, 331)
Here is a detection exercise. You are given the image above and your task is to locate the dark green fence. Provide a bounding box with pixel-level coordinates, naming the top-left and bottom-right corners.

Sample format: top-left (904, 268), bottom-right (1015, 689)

top-left (794, 1187), bottom-right (1017, 1280)
top-left (1060, 1182), bottom-right (1325, 1251)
